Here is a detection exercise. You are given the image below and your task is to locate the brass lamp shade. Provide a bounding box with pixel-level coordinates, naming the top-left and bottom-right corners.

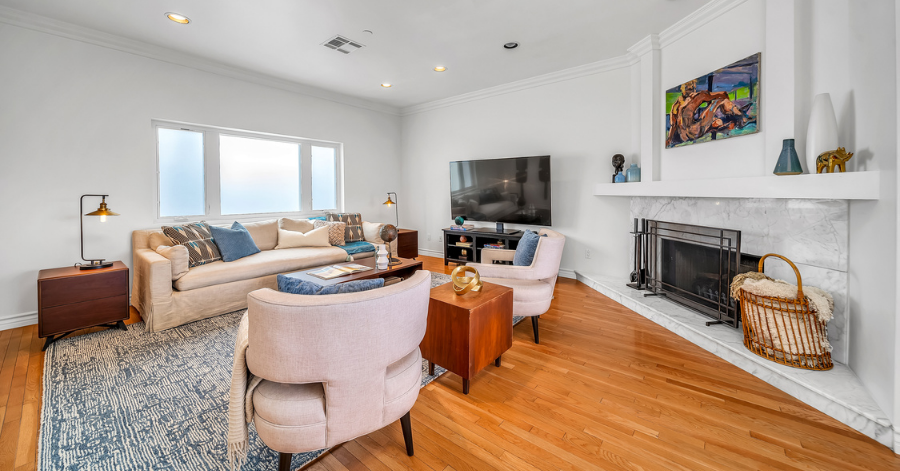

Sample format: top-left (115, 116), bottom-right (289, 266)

top-left (382, 195), bottom-right (396, 206)
top-left (85, 197), bottom-right (119, 217)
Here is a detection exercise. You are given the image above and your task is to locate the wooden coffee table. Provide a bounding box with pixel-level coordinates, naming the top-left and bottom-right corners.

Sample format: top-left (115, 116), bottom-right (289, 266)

top-left (282, 256), bottom-right (422, 286)
top-left (421, 281), bottom-right (513, 394)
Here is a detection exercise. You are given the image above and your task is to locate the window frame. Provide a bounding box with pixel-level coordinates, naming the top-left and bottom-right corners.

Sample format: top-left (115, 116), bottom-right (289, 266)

top-left (152, 120), bottom-right (343, 224)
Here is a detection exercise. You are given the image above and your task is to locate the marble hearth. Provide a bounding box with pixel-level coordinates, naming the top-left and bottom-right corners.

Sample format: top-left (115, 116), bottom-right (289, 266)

top-left (575, 272), bottom-right (893, 448)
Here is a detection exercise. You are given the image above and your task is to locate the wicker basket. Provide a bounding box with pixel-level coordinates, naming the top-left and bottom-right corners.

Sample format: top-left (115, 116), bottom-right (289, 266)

top-left (738, 254), bottom-right (833, 371)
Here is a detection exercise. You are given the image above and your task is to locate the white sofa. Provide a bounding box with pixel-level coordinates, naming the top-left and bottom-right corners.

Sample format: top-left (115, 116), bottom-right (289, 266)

top-left (131, 218), bottom-right (396, 332)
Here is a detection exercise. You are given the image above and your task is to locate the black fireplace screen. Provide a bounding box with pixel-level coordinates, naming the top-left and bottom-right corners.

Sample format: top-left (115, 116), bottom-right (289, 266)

top-left (644, 220), bottom-right (759, 328)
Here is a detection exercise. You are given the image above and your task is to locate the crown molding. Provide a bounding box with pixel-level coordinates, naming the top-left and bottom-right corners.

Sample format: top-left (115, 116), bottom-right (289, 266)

top-left (657, 0), bottom-right (749, 48)
top-left (400, 55), bottom-right (633, 116)
top-left (627, 34), bottom-right (661, 57)
top-left (0, 6), bottom-right (401, 116)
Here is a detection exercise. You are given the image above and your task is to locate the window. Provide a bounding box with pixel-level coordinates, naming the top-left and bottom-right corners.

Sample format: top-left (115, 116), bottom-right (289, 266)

top-left (154, 121), bottom-right (342, 222)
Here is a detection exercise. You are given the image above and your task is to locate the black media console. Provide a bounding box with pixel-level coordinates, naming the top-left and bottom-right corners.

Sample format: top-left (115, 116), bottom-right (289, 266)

top-left (442, 227), bottom-right (524, 265)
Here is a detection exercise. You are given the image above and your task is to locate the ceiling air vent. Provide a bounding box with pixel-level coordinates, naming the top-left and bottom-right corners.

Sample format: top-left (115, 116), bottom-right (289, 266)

top-left (321, 35), bottom-right (365, 54)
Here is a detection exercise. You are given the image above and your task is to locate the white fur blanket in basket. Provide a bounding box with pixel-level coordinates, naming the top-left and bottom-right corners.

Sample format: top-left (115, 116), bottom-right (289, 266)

top-left (730, 272), bottom-right (834, 357)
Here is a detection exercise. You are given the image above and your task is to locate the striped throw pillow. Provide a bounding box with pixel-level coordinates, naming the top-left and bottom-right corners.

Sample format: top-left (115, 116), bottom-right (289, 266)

top-left (161, 222), bottom-right (222, 267)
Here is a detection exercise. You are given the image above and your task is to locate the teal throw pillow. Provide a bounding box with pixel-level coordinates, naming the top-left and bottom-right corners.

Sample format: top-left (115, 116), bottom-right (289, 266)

top-left (513, 230), bottom-right (547, 266)
top-left (277, 275), bottom-right (384, 295)
top-left (210, 222), bottom-right (261, 262)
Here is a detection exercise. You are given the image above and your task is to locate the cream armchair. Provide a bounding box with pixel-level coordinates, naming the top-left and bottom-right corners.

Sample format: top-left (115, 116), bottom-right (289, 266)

top-left (467, 229), bottom-right (565, 344)
top-left (246, 270), bottom-right (431, 470)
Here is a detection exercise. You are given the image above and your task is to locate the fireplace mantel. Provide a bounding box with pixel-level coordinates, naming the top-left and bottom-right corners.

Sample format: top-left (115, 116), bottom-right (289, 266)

top-left (593, 170), bottom-right (880, 200)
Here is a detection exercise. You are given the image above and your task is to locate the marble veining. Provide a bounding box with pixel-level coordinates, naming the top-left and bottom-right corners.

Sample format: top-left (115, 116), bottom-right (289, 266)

top-left (630, 197), bottom-right (850, 363)
top-left (576, 271), bottom-right (893, 449)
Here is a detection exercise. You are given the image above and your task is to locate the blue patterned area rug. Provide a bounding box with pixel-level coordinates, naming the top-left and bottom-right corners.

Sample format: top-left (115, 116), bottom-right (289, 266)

top-left (39, 272), bottom-right (521, 470)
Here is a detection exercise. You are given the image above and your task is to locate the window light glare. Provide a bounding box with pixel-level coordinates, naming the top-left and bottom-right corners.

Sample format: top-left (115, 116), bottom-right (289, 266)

top-left (433, 66), bottom-right (447, 72)
top-left (381, 83), bottom-right (392, 88)
top-left (166, 12), bottom-right (190, 24)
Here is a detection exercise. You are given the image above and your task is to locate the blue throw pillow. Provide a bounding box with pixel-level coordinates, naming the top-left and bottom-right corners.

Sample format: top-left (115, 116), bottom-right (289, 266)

top-left (209, 222), bottom-right (261, 262)
top-left (277, 274), bottom-right (385, 295)
top-left (513, 230), bottom-right (547, 266)
top-left (307, 216), bottom-right (327, 221)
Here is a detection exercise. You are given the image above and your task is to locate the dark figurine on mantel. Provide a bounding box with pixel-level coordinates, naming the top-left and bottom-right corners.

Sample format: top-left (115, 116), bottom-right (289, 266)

top-left (612, 154), bottom-right (625, 183)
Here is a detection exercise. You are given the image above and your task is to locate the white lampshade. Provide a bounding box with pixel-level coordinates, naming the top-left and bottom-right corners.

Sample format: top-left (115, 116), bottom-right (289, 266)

top-left (806, 93), bottom-right (839, 173)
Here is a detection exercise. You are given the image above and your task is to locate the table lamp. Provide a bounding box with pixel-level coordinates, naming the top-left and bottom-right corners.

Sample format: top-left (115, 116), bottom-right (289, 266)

top-left (79, 194), bottom-right (119, 270)
top-left (382, 192), bottom-right (399, 227)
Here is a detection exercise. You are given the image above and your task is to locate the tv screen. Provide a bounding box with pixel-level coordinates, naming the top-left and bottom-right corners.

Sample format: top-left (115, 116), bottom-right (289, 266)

top-left (449, 156), bottom-right (551, 226)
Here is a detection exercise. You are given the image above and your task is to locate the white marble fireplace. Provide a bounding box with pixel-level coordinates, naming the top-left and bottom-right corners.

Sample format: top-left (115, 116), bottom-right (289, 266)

top-left (575, 196), bottom-right (892, 448)
top-left (630, 197), bottom-right (850, 362)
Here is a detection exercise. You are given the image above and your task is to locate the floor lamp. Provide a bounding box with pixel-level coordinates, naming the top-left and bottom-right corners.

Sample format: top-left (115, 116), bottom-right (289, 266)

top-left (79, 194), bottom-right (119, 270)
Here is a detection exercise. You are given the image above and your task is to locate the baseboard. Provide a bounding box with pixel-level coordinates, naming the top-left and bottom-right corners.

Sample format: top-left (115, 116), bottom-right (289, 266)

top-left (418, 248), bottom-right (444, 258)
top-left (558, 268), bottom-right (576, 279)
top-left (0, 311), bottom-right (38, 332)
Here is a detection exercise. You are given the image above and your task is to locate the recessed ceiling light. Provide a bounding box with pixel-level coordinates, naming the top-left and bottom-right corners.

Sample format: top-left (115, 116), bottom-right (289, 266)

top-left (166, 12), bottom-right (190, 24)
top-left (433, 66), bottom-right (447, 72)
top-left (503, 42), bottom-right (518, 49)
top-left (381, 83), bottom-right (392, 88)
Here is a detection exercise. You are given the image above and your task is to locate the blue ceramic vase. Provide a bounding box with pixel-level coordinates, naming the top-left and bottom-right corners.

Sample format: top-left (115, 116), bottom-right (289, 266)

top-left (773, 139), bottom-right (803, 175)
top-left (614, 172), bottom-right (626, 183)
top-left (625, 164), bottom-right (641, 182)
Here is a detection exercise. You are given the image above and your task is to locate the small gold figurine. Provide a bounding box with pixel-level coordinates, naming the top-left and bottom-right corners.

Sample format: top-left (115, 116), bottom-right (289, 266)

top-left (451, 265), bottom-right (483, 295)
top-left (816, 147), bottom-right (854, 173)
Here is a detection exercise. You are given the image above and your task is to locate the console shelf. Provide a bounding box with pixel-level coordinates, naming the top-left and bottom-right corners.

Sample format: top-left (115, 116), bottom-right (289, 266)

top-left (442, 228), bottom-right (524, 265)
top-left (593, 171), bottom-right (880, 200)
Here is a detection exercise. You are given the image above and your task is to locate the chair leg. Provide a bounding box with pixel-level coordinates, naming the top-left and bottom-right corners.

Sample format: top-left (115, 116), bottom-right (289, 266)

top-left (278, 452), bottom-right (292, 471)
top-left (400, 411), bottom-right (414, 456)
top-left (531, 316), bottom-right (540, 344)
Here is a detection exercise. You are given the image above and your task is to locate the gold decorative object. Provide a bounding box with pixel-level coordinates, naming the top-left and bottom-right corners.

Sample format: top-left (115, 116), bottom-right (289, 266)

top-left (816, 147), bottom-right (854, 173)
top-left (451, 265), bottom-right (483, 295)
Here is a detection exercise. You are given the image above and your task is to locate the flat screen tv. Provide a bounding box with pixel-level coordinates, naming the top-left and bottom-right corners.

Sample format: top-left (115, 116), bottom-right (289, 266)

top-left (449, 156), bottom-right (551, 226)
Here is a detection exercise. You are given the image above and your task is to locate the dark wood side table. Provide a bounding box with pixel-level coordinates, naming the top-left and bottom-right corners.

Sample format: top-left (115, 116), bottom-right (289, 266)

top-left (421, 281), bottom-right (513, 394)
top-left (37, 261), bottom-right (129, 350)
top-left (397, 229), bottom-right (418, 259)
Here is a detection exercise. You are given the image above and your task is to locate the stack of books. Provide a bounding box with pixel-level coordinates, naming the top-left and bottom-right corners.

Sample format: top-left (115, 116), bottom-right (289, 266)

top-left (483, 243), bottom-right (506, 250)
top-left (450, 224), bottom-right (475, 231)
top-left (455, 241), bottom-right (473, 247)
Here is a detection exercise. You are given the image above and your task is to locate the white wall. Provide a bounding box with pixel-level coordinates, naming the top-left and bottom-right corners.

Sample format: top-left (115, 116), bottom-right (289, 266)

top-left (659, 0), bottom-right (767, 181)
top-left (0, 23), bottom-right (402, 327)
top-left (400, 68), bottom-right (633, 276)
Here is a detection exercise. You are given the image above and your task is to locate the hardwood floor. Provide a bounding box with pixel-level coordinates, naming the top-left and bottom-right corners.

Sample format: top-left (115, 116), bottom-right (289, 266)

top-left (2, 255), bottom-right (898, 470)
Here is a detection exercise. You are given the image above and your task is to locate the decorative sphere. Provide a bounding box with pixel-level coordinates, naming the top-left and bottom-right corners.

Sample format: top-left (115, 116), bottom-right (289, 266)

top-left (380, 224), bottom-right (399, 243)
top-left (454, 216), bottom-right (465, 226)
top-left (459, 236), bottom-right (467, 243)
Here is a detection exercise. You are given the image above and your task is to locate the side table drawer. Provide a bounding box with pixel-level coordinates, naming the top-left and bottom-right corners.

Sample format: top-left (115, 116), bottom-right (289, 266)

top-left (40, 294), bottom-right (128, 337)
top-left (40, 270), bottom-right (127, 308)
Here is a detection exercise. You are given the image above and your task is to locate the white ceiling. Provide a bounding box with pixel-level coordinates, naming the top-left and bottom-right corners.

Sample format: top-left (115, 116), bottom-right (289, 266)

top-left (0, 0), bottom-right (708, 109)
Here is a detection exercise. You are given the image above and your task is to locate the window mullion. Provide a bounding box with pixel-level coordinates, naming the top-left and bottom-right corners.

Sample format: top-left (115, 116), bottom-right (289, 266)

top-left (206, 130), bottom-right (222, 219)
top-left (300, 141), bottom-right (313, 213)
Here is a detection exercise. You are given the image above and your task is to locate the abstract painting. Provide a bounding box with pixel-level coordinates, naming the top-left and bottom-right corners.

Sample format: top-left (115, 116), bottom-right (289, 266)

top-left (665, 52), bottom-right (760, 148)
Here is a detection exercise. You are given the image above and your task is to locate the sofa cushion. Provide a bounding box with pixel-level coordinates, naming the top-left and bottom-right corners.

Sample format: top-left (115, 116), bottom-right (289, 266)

top-left (253, 380), bottom-right (325, 427)
top-left (240, 219), bottom-right (278, 251)
top-left (279, 217), bottom-right (315, 234)
top-left (162, 222), bottom-right (222, 267)
top-left (173, 246), bottom-right (347, 291)
top-left (155, 245), bottom-right (190, 280)
top-left (313, 220), bottom-right (346, 246)
top-left (362, 221), bottom-right (385, 244)
top-left (327, 212), bottom-right (364, 243)
top-left (276, 275), bottom-right (384, 295)
top-left (148, 232), bottom-right (171, 251)
top-left (275, 226), bottom-right (330, 249)
top-left (210, 222), bottom-right (261, 262)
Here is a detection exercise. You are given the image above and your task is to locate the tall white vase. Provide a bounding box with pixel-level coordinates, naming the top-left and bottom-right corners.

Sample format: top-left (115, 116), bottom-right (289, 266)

top-left (806, 93), bottom-right (839, 173)
top-left (375, 244), bottom-right (389, 270)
